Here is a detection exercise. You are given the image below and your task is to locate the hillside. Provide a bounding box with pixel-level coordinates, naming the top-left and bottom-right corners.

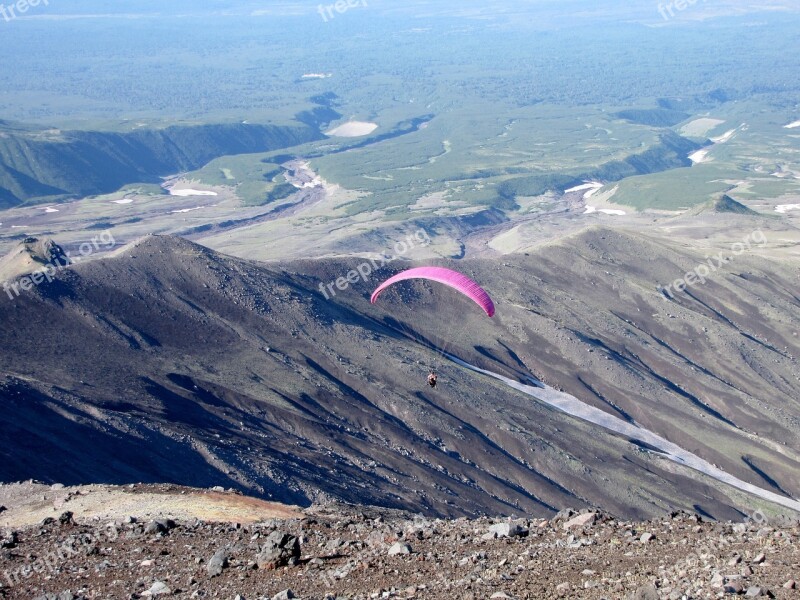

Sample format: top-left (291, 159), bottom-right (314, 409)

top-left (0, 483), bottom-right (797, 600)
top-left (0, 122), bottom-right (323, 207)
top-left (0, 231), bottom-right (798, 521)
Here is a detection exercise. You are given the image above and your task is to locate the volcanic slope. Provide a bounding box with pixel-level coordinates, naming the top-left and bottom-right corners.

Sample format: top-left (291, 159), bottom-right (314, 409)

top-left (0, 231), bottom-right (798, 520)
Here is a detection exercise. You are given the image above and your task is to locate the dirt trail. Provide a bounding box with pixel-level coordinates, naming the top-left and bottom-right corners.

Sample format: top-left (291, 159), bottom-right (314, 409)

top-left (0, 482), bottom-right (302, 528)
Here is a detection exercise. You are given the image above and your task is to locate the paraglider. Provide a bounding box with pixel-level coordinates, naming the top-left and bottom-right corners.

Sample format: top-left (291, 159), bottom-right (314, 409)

top-left (371, 267), bottom-right (495, 388)
top-left (427, 371), bottom-right (438, 388)
top-left (370, 267), bottom-right (495, 317)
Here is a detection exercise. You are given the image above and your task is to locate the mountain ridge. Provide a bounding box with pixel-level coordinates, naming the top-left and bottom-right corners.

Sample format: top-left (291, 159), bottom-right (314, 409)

top-left (0, 230), bottom-right (797, 520)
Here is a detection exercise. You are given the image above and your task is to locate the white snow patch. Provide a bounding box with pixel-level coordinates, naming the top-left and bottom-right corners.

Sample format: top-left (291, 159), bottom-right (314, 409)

top-left (776, 204), bottom-right (800, 213)
top-left (710, 128), bottom-right (737, 144)
top-left (689, 149), bottom-right (711, 164)
top-left (325, 121), bottom-right (378, 137)
top-left (584, 206), bottom-right (626, 216)
top-left (449, 354), bottom-right (800, 514)
top-left (169, 188), bottom-right (218, 197)
top-left (112, 199), bottom-right (134, 205)
top-left (565, 181), bottom-right (603, 194)
top-left (784, 120), bottom-right (800, 129)
top-left (301, 73), bottom-right (332, 79)
top-left (41, 207), bottom-right (59, 213)
top-left (171, 206), bottom-right (205, 214)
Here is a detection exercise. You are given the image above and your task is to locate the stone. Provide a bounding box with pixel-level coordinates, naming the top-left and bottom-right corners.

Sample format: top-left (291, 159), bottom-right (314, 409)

top-left (489, 521), bottom-right (527, 538)
top-left (256, 531), bottom-right (301, 570)
top-left (271, 590), bottom-right (296, 600)
top-left (640, 532), bottom-right (655, 543)
top-left (1, 530), bottom-right (18, 549)
top-left (207, 549), bottom-right (229, 577)
top-left (33, 593), bottom-right (74, 600)
top-left (563, 513), bottom-right (597, 530)
top-left (144, 519), bottom-right (175, 535)
top-left (724, 580), bottom-right (746, 594)
top-left (143, 581), bottom-right (171, 596)
top-left (628, 583), bottom-right (658, 600)
top-left (388, 542), bottom-right (412, 556)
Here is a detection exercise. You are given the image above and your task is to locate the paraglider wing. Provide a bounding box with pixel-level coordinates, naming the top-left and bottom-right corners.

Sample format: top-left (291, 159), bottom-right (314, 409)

top-left (370, 267), bottom-right (495, 317)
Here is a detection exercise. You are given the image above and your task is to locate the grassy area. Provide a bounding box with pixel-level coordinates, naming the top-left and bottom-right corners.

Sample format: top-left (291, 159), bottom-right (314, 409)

top-left (606, 167), bottom-right (734, 211)
top-left (185, 155), bottom-right (291, 206)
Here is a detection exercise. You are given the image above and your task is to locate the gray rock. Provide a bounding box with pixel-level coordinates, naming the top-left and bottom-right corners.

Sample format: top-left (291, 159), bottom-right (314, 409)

top-left (628, 583), bottom-right (658, 600)
top-left (710, 572), bottom-right (725, 587)
top-left (1, 530), bottom-right (18, 549)
top-left (745, 586), bottom-right (767, 597)
top-left (640, 532), bottom-right (655, 543)
top-left (489, 521), bottom-right (528, 538)
top-left (388, 542), bottom-right (413, 555)
top-left (724, 580), bottom-right (746, 594)
top-left (783, 580), bottom-right (796, 590)
top-left (271, 590), bottom-right (296, 600)
top-left (145, 581), bottom-right (171, 596)
top-left (144, 519), bottom-right (176, 535)
top-left (256, 530), bottom-right (300, 570)
top-left (207, 549), bottom-right (229, 577)
top-left (563, 513), bottom-right (597, 530)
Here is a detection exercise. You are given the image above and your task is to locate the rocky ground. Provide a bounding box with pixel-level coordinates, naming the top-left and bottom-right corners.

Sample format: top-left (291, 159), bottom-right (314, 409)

top-left (0, 486), bottom-right (797, 600)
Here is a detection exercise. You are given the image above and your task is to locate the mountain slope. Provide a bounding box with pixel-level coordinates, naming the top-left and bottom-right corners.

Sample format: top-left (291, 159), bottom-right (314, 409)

top-left (0, 231), bottom-right (798, 520)
top-left (0, 122), bottom-right (323, 206)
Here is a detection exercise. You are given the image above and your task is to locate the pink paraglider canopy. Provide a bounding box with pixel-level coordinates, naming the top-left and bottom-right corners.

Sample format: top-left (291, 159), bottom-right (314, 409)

top-left (371, 267), bottom-right (495, 317)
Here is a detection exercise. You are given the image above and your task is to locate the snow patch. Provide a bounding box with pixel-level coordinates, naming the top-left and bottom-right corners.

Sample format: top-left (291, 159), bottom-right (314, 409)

top-left (448, 354), bottom-right (800, 514)
top-left (689, 149), bottom-right (710, 164)
top-left (584, 206), bottom-right (626, 216)
top-left (565, 181), bottom-right (603, 194)
top-left (325, 121), bottom-right (378, 137)
top-left (168, 188), bottom-right (218, 197)
top-left (710, 128), bottom-right (737, 144)
top-left (171, 206), bottom-right (206, 214)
